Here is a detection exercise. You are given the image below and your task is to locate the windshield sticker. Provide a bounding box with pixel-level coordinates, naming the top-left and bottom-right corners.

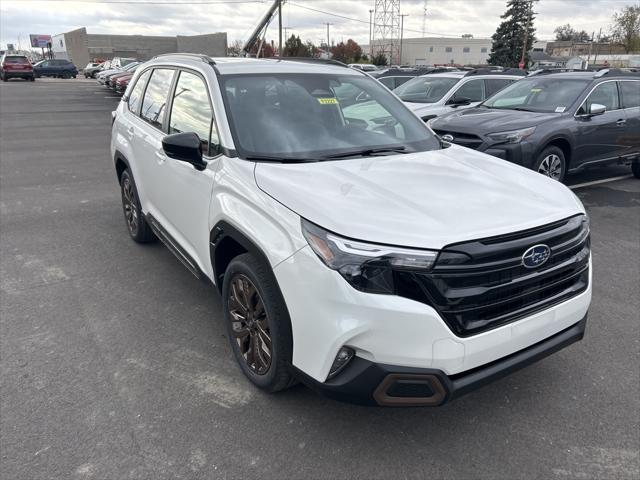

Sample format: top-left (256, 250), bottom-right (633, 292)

top-left (317, 97), bottom-right (338, 105)
top-left (555, 106), bottom-right (566, 113)
top-left (530, 88), bottom-right (542, 93)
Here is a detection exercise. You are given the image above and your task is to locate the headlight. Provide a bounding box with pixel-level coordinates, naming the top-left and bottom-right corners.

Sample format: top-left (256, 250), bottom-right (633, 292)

top-left (486, 126), bottom-right (536, 144)
top-left (301, 219), bottom-right (438, 294)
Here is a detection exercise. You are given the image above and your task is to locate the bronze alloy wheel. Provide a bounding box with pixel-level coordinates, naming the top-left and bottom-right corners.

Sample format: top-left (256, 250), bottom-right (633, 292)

top-left (227, 273), bottom-right (272, 375)
top-left (122, 176), bottom-right (139, 236)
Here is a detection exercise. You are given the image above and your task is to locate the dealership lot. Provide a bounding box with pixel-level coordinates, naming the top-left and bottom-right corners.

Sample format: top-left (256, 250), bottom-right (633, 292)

top-left (1, 78), bottom-right (638, 479)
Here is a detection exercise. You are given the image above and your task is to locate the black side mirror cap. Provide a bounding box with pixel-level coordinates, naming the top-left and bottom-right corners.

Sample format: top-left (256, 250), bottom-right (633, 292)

top-left (162, 132), bottom-right (207, 170)
top-left (447, 97), bottom-right (472, 107)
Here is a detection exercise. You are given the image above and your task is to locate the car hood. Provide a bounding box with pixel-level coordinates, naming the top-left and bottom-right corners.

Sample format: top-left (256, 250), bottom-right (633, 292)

top-left (404, 101), bottom-right (436, 112)
top-left (433, 107), bottom-right (560, 133)
top-left (99, 69), bottom-right (120, 77)
top-left (254, 145), bottom-right (584, 249)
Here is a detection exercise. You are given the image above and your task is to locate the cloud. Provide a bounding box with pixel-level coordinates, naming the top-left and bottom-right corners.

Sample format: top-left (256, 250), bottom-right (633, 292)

top-left (0, 0), bottom-right (630, 50)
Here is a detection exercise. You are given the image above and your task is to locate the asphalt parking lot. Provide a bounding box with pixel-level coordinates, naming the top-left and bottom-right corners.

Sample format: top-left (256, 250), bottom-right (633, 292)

top-left (1, 77), bottom-right (639, 480)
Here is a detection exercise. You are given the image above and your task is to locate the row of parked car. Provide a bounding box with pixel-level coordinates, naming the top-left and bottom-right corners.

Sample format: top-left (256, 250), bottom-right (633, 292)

top-left (90, 58), bottom-right (142, 95)
top-left (361, 65), bottom-right (639, 181)
top-left (0, 53), bottom-right (79, 81)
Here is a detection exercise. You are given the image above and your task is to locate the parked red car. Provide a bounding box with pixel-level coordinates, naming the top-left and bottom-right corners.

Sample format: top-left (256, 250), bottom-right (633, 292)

top-left (0, 54), bottom-right (35, 82)
top-left (114, 73), bottom-right (133, 94)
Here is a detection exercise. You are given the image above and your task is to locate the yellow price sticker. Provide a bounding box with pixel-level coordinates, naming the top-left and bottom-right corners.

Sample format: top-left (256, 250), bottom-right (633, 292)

top-left (317, 97), bottom-right (338, 105)
top-left (531, 88), bottom-right (542, 92)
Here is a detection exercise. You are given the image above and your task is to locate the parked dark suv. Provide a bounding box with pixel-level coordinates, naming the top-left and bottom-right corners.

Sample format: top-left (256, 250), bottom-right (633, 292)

top-left (33, 59), bottom-right (78, 79)
top-left (430, 69), bottom-right (640, 181)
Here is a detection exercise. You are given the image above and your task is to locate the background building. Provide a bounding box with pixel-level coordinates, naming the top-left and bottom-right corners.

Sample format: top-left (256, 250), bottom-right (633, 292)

top-left (51, 27), bottom-right (227, 67)
top-left (366, 37), bottom-right (493, 66)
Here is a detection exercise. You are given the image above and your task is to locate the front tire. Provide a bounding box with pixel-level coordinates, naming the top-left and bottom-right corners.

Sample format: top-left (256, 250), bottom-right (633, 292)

top-left (222, 253), bottom-right (296, 392)
top-left (533, 146), bottom-right (567, 182)
top-left (120, 169), bottom-right (156, 243)
top-left (632, 159), bottom-right (640, 179)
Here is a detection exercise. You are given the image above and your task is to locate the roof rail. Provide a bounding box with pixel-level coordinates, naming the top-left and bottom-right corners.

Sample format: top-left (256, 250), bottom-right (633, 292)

top-left (594, 68), bottom-right (640, 78)
top-left (152, 52), bottom-right (216, 65)
top-left (273, 56), bottom-right (348, 67)
top-left (528, 68), bottom-right (593, 76)
top-left (464, 67), bottom-right (527, 77)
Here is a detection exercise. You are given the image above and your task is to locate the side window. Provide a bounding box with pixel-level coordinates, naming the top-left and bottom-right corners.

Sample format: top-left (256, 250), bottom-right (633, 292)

top-left (127, 69), bottom-right (151, 114)
top-left (394, 76), bottom-right (412, 88)
top-left (578, 82), bottom-right (620, 114)
top-left (485, 78), bottom-right (514, 98)
top-left (379, 77), bottom-right (395, 89)
top-left (140, 69), bottom-right (175, 129)
top-left (169, 71), bottom-right (219, 155)
top-left (620, 81), bottom-right (640, 109)
top-left (453, 79), bottom-right (484, 102)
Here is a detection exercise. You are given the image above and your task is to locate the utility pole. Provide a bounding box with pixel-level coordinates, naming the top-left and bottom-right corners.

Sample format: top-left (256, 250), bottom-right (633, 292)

top-left (519, 0), bottom-right (533, 69)
top-left (369, 9), bottom-right (374, 59)
top-left (278, 0), bottom-right (283, 57)
top-left (325, 22), bottom-right (332, 55)
top-left (593, 27), bottom-right (602, 65)
top-left (399, 14), bottom-right (409, 65)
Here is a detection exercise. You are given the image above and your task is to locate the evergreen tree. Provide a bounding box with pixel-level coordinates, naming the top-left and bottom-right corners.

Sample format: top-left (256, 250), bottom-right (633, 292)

top-left (488, 0), bottom-right (537, 67)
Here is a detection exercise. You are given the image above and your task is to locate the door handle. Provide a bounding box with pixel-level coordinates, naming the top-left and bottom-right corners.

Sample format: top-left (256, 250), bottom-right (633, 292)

top-left (616, 119), bottom-right (626, 126)
top-left (155, 151), bottom-right (166, 164)
top-left (125, 126), bottom-right (135, 139)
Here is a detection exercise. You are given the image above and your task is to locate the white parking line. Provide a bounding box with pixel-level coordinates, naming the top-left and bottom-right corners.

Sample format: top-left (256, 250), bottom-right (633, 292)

top-left (104, 96), bottom-right (120, 99)
top-left (569, 175), bottom-right (633, 190)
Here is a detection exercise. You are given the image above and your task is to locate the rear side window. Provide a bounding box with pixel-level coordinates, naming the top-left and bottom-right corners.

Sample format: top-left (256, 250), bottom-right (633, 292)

top-left (453, 79), bottom-right (484, 102)
top-left (619, 80), bottom-right (640, 108)
top-left (128, 69), bottom-right (151, 114)
top-left (140, 69), bottom-right (175, 129)
top-left (485, 78), bottom-right (514, 98)
top-left (379, 77), bottom-right (395, 89)
top-left (169, 71), bottom-right (218, 155)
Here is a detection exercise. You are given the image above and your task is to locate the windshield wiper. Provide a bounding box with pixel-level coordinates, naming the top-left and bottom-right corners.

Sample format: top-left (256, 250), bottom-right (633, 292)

top-left (245, 155), bottom-right (319, 163)
top-left (323, 146), bottom-right (408, 159)
top-left (511, 107), bottom-right (536, 112)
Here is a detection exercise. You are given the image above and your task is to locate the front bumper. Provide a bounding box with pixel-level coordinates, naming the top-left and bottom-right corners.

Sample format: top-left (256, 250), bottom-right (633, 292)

top-left (294, 314), bottom-right (587, 406)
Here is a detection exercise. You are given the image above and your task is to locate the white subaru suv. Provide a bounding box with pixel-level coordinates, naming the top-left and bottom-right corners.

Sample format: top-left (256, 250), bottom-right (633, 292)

top-left (111, 54), bottom-right (591, 406)
top-left (394, 69), bottom-right (526, 122)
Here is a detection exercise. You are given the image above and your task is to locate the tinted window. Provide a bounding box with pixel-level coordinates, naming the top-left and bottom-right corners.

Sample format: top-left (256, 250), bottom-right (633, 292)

top-left (578, 81), bottom-right (619, 114)
top-left (620, 80), bottom-right (640, 108)
top-left (454, 79), bottom-right (483, 102)
top-left (484, 78), bottom-right (590, 113)
top-left (4, 56), bottom-right (29, 64)
top-left (485, 78), bottom-right (514, 98)
top-left (379, 77), bottom-right (395, 89)
top-left (394, 76), bottom-right (459, 103)
top-left (128, 69), bottom-right (151, 114)
top-left (221, 73), bottom-right (440, 160)
top-left (169, 71), bottom-right (218, 155)
top-left (140, 69), bottom-right (174, 129)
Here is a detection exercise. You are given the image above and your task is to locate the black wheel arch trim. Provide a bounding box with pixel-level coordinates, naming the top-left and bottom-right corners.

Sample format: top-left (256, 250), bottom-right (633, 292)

top-left (209, 220), bottom-right (275, 292)
top-left (113, 150), bottom-right (131, 184)
top-left (536, 135), bottom-right (574, 163)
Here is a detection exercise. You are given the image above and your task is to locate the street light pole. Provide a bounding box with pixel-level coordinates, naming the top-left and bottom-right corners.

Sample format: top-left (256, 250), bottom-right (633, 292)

top-left (325, 22), bottom-right (332, 56)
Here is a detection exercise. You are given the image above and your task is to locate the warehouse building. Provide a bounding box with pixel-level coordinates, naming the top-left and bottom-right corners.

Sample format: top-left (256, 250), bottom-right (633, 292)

top-left (51, 27), bottom-right (227, 68)
top-left (367, 37), bottom-right (493, 66)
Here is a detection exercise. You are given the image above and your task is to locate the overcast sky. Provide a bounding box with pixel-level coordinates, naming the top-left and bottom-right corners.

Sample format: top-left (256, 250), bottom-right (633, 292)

top-left (0, 0), bottom-right (633, 50)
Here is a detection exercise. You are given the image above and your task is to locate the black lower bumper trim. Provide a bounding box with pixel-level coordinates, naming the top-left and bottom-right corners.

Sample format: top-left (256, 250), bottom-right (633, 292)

top-left (293, 314), bottom-right (587, 407)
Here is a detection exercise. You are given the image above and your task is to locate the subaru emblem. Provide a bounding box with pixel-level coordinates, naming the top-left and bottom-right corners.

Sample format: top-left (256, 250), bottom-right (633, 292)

top-left (441, 134), bottom-right (454, 143)
top-left (522, 244), bottom-right (551, 268)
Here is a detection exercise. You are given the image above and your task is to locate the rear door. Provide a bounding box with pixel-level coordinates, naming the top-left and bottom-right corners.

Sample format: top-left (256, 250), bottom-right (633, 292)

top-left (573, 80), bottom-right (627, 166)
top-left (618, 79), bottom-right (640, 160)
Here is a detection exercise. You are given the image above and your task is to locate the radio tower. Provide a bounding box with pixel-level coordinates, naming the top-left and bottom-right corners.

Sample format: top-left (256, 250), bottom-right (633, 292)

top-left (422, 0), bottom-right (427, 37)
top-left (373, 0), bottom-right (401, 65)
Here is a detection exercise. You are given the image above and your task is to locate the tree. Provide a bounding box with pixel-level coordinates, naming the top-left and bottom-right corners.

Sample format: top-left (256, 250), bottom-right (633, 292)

top-left (249, 41), bottom-right (275, 58)
top-left (554, 24), bottom-right (590, 42)
top-left (283, 34), bottom-right (312, 57)
top-left (488, 0), bottom-right (537, 68)
top-left (330, 39), bottom-right (363, 64)
top-left (227, 39), bottom-right (244, 57)
top-left (371, 52), bottom-right (388, 66)
top-left (611, 4), bottom-right (640, 53)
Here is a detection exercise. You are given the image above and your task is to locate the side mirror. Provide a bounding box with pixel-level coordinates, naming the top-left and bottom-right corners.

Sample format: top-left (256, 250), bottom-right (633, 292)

top-left (447, 96), bottom-right (472, 107)
top-left (162, 132), bottom-right (207, 171)
top-left (589, 103), bottom-right (606, 116)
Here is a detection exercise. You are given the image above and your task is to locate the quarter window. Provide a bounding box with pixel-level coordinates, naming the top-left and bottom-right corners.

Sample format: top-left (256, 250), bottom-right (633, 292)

top-left (485, 78), bottom-right (514, 98)
top-left (128, 69), bottom-right (151, 114)
top-left (578, 81), bottom-right (619, 114)
top-left (619, 80), bottom-right (640, 109)
top-left (140, 68), bottom-right (175, 129)
top-left (169, 71), bottom-right (218, 155)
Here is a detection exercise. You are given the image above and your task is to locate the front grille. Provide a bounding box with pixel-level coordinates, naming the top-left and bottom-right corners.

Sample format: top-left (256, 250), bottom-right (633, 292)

top-left (396, 215), bottom-right (590, 336)
top-left (433, 129), bottom-right (483, 150)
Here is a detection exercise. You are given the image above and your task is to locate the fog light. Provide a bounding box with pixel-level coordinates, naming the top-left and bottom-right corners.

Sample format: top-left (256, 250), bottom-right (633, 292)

top-left (328, 347), bottom-right (355, 379)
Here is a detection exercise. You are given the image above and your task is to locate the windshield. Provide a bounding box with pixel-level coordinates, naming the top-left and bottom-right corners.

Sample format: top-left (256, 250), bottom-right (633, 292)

top-left (220, 73), bottom-right (440, 161)
top-left (483, 77), bottom-right (590, 113)
top-left (393, 76), bottom-right (459, 103)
